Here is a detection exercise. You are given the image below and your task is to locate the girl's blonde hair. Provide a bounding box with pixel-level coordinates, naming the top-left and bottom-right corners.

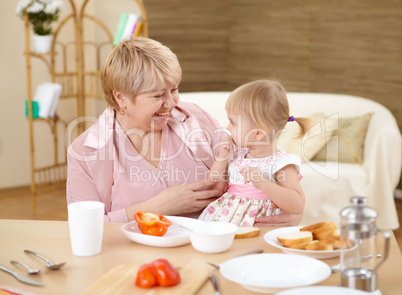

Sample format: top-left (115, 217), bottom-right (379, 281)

top-left (101, 37), bottom-right (182, 111)
top-left (226, 79), bottom-right (310, 138)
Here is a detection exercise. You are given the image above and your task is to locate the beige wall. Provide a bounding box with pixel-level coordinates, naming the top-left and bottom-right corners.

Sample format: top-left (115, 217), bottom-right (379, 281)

top-left (1, 0), bottom-right (401, 189)
top-left (1, 0), bottom-right (37, 189)
top-left (147, 0), bottom-right (402, 130)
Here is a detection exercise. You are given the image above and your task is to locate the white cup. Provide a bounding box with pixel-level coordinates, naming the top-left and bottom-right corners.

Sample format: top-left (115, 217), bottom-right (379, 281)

top-left (68, 201), bottom-right (105, 257)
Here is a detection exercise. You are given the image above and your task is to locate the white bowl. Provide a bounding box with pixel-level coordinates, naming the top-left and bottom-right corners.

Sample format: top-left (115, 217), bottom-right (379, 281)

top-left (188, 222), bottom-right (238, 253)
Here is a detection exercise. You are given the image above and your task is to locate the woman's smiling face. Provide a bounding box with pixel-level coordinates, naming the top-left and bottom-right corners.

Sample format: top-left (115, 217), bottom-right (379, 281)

top-left (123, 81), bottom-right (179, 132)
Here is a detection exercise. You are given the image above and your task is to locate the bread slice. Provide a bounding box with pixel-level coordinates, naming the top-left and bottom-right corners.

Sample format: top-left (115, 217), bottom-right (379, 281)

top-left (305, 240), bottom-right (320, 250)
top-left (309, 224), bottom-right (337, 235)
top-left (277, 231), bottom-right (313, 247)
top-left (288, 240), bottom-right (311, 249)
top-left (300, 221), bottom-right (334, 232)
top-left (235, 226), bottom-right (260, 239)
top-left (318, 235), bottom-right (341, 249)
top-left (289, 240), bottom-right (319, 250)
top-left (317, 244), bottom-right (334, 251)
top-left (315, 230), bottom-right (339, 241)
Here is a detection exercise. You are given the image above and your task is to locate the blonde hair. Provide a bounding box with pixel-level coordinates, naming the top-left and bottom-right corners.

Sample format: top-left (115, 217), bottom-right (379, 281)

top-left (226, 79), bottom-right (310, 138)
top-left (101, 37), bottom-right (182, 110)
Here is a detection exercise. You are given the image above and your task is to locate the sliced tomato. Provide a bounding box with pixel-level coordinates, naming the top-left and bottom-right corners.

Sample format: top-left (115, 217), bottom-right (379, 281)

top-left (134, 211), bottom-right (172, 236)
top-left (135, 263), bottom-right (158, 288)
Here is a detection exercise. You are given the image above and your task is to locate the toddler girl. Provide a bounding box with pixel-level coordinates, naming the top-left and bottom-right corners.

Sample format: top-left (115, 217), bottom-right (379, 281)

top-left (199, 79), bottom-right (310, 226)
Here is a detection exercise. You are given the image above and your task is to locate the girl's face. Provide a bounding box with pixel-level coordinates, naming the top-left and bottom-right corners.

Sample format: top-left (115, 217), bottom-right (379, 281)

top-left (122, 81), bottom-right (179, 132)
top-left (226, 112), bottom-right (258, 148)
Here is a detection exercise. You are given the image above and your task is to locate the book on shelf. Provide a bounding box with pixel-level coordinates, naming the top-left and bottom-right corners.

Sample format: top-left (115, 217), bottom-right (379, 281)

top-left (25, 100), bottom-right (39, 119)
top-left (32, 82), bottom-right (62, 119)
top-left (114, 13), bottom-right (142, 45)
top-left (113, 13), bottom-right (129, 46)
top-left (121, 13), bottom-right (139, 41)
top-left (47, 82), bottom-right (61, 118)
top-left (133, 21), bottom-right (143, 37)
top-left (131, 21), bottom-right (138, 36)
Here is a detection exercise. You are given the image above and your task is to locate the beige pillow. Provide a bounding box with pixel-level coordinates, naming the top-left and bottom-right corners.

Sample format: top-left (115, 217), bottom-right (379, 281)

top-left (313, 113), bottom-right (373, 164)
top-left (278, 113), bottom-right (337, 163)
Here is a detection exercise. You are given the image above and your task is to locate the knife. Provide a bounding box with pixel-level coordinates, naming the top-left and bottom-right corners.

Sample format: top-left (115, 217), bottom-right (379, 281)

top-left (0, 264), bottom-right (44, 287)
top-left (210, 275), bottom-right (221, 295)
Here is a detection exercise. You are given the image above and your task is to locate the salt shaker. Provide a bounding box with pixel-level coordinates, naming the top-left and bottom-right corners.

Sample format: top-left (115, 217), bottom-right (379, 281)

top-left (339, 196), bottom-right (390, 292)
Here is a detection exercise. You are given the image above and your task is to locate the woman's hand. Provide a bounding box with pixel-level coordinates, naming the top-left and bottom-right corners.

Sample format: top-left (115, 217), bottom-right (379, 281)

top-left (254, 212), bottom-right (303, 227)
top-left (126, 179), bottom-right (222, 221)
top-left (158, 179), bottom-right (222, 215)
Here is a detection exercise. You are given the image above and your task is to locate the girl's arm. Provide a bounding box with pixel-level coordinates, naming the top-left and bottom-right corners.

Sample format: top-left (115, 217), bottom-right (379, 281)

top-left (207, 136), bottom-right (233, 192)
top-left (242, 165), bottom-right (305, 214)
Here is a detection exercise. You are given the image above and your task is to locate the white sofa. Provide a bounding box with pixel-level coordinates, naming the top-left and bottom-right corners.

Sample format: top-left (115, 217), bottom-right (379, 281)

top-left (180, 92), bottom-right (402, 229)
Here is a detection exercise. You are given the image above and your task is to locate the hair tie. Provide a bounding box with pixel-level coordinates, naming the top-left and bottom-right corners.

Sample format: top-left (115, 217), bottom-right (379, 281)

top-left (288, 116), bottom-right (295, 122)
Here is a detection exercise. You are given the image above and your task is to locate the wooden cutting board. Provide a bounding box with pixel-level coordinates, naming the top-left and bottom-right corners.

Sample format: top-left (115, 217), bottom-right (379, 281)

top-left (79, 263), bottom-right (210, 295)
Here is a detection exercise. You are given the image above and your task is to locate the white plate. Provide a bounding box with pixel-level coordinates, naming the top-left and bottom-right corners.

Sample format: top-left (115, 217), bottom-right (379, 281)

top-left (219, 253), bottom-right (331, 294)
top-left (276, 286), bottom-right (370, 295)
top-left (121, 216), bottom-right (193, 247)
top-left (265, 226), bottom-right (347, 259)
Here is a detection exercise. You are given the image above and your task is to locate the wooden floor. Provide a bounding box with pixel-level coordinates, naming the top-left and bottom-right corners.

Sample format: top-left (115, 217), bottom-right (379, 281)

top-left (1, 186), bottom-right (402, 250)
top-left (0, 186), bottom-right (68, 221)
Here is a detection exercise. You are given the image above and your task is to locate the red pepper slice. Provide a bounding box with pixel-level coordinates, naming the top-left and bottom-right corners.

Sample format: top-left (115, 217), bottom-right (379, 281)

top-left (135, 259), bottom-right (181, 288)
top-left (134, 211), bottom-right (173, 236)
top-left (135, 263), bottom-right (158, 288)
top-left (152, 259), bottom-right (181, 287)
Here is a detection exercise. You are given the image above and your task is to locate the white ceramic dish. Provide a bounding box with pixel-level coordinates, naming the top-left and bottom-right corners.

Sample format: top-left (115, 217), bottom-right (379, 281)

top-left (121, 216), bottom-right (191, 247)
top-left (265, 226), bottom-right (347, 259)
top-left (188, 221), bottom-right (238, 253)
top-left (276, 286), bottom-right (370, 295)
top-left (219, 253), bottom-right (331, 294)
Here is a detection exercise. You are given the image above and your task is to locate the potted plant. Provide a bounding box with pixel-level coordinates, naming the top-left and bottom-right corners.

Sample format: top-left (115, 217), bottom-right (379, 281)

top-left (16, 0), bottom-right (65, 53)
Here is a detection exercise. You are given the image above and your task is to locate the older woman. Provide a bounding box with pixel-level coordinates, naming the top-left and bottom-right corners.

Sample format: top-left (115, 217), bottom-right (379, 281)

top-left (67, 37), bottom-right (302, 225)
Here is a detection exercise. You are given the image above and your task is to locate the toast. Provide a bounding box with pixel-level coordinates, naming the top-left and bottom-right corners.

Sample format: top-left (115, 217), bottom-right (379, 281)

top-left (300, 221), bottom-right (334, 232)
top-left (235, 226), bottom-right (260, 239)
top-left (276, 221), bottom-right (350, 251)
top-left (318, 236), bottom-right (341, 249)
top-left (277, 231), bottom-right (313, 247)
top-left (289, 240), bottom-right (318, 250)
top-left (305, 240), bottom-right (320, 250)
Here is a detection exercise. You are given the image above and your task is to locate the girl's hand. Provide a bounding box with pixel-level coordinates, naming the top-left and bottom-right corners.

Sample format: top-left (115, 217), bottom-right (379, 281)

top-left (254, 212), bottom-right (303, 227)
top-left (241, 166), bottom-right (264, 184)
top-left (217, 136), bottom-right (233, 159)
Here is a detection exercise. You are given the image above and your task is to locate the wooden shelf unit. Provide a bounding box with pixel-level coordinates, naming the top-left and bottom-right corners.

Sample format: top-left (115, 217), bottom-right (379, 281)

top-left (23, 0), bottom-right (148, 197)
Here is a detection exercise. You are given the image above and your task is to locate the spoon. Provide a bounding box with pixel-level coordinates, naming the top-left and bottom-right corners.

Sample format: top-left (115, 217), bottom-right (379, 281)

top-left (179, 224), bottom-right (197, 232)
top-left (10, 260), bottom-right (40, 274)
top-left (24, 250), bottom-right (66, 270)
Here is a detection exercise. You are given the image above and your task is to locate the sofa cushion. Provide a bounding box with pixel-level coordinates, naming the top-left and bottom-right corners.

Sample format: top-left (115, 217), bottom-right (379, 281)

top-left (314, 113), bottom-right (373, 164)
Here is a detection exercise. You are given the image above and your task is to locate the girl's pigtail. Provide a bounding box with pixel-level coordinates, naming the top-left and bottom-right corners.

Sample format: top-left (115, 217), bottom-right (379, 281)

top-left (294, 117), bottom-right (312, 138)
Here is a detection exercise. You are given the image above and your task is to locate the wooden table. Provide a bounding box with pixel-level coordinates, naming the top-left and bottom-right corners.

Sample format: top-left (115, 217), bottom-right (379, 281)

top-left (0, 219), bottom-right (401, 294)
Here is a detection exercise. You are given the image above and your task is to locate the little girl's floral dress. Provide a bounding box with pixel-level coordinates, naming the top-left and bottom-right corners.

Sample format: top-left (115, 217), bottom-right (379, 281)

top-left (199, 147), bottom-right (301, 226)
